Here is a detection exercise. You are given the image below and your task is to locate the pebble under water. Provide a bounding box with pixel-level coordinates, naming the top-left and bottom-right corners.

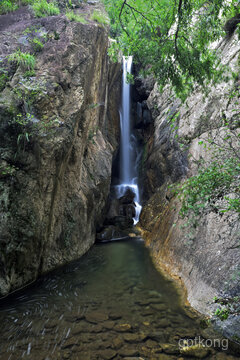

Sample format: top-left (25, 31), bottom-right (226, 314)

top-left (0, 239), bottom-right (237, 360)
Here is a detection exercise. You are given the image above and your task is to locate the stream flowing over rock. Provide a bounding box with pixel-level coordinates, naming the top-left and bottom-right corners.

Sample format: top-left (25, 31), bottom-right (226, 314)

top-left (140, 31), bottom-right (240, 342)
top-left (0, 5), bottom-right (121, 296)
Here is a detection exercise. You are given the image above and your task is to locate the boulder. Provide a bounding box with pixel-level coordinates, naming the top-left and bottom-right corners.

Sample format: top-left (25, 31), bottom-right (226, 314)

top-left (119, 203), bottom-right (136, 219)
top-left (180, 344), bottom-right (210, 358)
top-left (108, 216), bottom-right (134, 229)
top-left (119, 188), bottom-right (136, 204)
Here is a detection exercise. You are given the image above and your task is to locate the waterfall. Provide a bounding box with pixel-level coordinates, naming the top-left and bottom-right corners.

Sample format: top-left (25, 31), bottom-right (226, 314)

top-left (115, 56), bottom-right (142, 225)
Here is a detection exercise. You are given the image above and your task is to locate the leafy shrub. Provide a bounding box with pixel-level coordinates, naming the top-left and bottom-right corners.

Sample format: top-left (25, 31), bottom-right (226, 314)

top-left (31, 0), bottom-right (60, 18)
top-left (0, 0), bottom-right (34, 14)
top-left (0, 164), bottom-right (18, 178)
top-left (171, 103), bottom-right (240, 223)
top-left (91, 10), bottom-right (109, 25)
top-left (8, 50), bottom-right (36, 71)
top-left (31, 37), bottom-right (44, 52)
top-left (0, 69), bottom-right (8, 91)
top-left (0, 0), bottom-right (18, 14)
top-left (65, 10), bottom-right (87, 23)
top-left (173, 157), bottom-right (240, 224)
top-left (215, 308), bottom-right (229, 321)
top-left (21, 0), bottom-right (35, 4)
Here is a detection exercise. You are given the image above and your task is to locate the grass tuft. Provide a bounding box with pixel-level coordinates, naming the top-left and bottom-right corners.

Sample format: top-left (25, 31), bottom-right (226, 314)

top-left (90, 10), bottom-right (109, 25)
top-left (31, 0), bottom-right (60, 18)
top-left (8, 50), bottom-right (36, 71)
top-left (65, 10), bottom-right (87, 23)
top-left (0, 0), bottom-right (18, 15)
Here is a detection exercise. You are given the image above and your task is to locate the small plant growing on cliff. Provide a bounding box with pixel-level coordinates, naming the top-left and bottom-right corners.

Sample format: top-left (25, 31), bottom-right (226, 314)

top-left (23, 70), bottom-right (36, 78)
top-left (32, 0), bottom-right (60, 18)
top-left (65, 10), bottom-right (87, 23)
top-left (9, 113), bottom-right (33, 151)
top-left (8, 50), bottom-right (36, 71)
top-left (91, 10), bottom-right (109, 25)
top-left (172, 157), bottom-right (240, 231)
top-left (31, 37), bottom-right (44, 52)
top-left (215, 307), bottom-right (229, 321)
top-left (0, 163), bottom-right (18, 178)
top-left (0, 68), bottom-right (8, 91)
top-left (171, 108), bottom-right (240, 226)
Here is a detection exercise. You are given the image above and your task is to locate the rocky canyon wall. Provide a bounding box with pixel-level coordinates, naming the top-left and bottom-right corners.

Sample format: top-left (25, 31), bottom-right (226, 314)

top-left (0, 5), bottom-right (121, 296)
top-left (140, 31), bottom-right (240, 339)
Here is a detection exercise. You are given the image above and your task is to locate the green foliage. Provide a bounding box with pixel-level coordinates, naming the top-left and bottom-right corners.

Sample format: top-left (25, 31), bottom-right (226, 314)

top-left (8, 50), bottom-right (36, 71)
top-left (10, 113), bottom-right (32, 151)
top-left (213, 295), bottom-right (240, 321)
top-left (9, 111), bottom-right (60, 152)
top-left (0, 164), bottom-right (18, 178)
top-left (225, 197), bottom-right (240, 213)
top-left (176, 158), bottom-right (239, 218)
top-left (31, 37), bottom-right (44, 52)
top-left (31, 0), bottom-right (60, 18)
top-left (23, 70), bottom-right (36, 78)
top-left (91, 10), bottom-right (109, 25)
top-left (171, 117), bottom-right (240, 229)
top-left (0, 0), bottom-right (35, 14)
top-left (0, 68), bottom-right (8, 91)
top-left (170, 86), bottom-right (240, 223)
top-left (65, 10), bottom-right (87, 23)
top-left (126, 72), bottom-right (134, 84)
top-left (215, 307), bottom-right (229, 321)
top-left (0, 0), bottom-right (18, 14)
top-left (103, 0), bottom-right (238, 99)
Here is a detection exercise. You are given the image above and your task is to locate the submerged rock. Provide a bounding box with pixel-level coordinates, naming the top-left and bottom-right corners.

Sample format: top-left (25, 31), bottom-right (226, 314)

top-left (180, 344), bottom-right (210, 358)
top-left (161, 343), bottom-right (180, 355)
top-left (114, 323), bottom-right (132, 332)
top-left (85, 311), bottom-right (109, 323)
top-left (97, 349), bottom-right (117, 360)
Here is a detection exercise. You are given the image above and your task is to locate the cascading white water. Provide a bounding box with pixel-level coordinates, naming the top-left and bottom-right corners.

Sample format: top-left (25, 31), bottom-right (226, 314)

top-left (120, 56), bottom-right (132, 183)
top-left (116, 56), bottom-right (142, 225)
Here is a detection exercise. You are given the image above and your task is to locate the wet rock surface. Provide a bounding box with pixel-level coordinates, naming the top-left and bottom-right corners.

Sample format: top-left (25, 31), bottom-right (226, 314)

top-left (0, 240), bottom-right (237, 360)
top-left (97, 188), bottom-right (139, 242)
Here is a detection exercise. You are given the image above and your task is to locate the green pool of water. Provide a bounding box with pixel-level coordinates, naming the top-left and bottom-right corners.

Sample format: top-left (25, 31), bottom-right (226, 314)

top-left (0, 239), bottom-right (237, 359)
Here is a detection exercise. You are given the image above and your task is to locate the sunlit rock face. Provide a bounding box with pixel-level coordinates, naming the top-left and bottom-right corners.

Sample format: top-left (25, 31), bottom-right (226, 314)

top-left (140, 30), bottom-right (240, 339)
top-left (0, 5), bottom-right (121, 296)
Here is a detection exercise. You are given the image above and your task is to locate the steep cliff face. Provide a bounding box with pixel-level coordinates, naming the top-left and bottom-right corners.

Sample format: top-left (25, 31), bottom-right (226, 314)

top-left (0, 5), bottom-right (121, 296)
top-left (140, 32), bottom-right (240, 334)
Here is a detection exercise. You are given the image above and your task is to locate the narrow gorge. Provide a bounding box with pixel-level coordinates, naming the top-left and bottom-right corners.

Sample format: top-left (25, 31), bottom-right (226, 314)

top-left (0, 0), bottom-right (239, 359)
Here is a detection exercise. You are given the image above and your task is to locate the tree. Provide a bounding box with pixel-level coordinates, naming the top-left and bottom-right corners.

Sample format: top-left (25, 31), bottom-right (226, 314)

top-left (104, 0), bottom-right (239, 99)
